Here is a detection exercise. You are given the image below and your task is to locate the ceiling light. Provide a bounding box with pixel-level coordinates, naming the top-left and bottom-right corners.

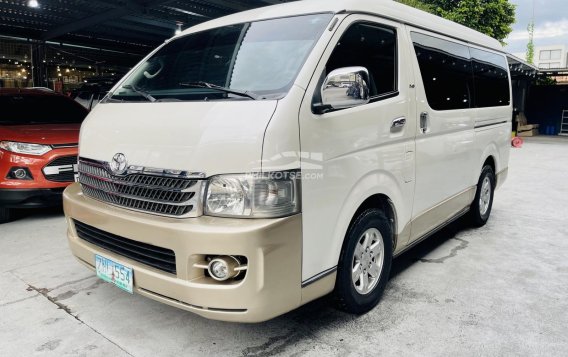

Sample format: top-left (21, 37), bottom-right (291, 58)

top-left (28, 0), bottom-right (39, 8)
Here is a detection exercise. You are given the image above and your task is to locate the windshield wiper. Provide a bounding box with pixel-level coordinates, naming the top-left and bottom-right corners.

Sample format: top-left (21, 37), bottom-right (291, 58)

top-left (179, 81), bottom-right (259, 100)
top-left (121, 84), bottom-right (157, 102)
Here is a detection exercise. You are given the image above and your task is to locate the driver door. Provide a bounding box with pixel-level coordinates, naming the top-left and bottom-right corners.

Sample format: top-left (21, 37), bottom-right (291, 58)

top-left (298, 15), bottom-right (417, 283)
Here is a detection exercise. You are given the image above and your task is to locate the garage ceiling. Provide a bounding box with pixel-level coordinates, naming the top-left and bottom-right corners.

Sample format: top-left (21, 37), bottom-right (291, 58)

top-left (0, 0), bottom-right (294, 54)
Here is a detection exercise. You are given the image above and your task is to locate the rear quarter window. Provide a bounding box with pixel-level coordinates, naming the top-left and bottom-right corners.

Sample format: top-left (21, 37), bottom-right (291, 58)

top-left (470, 48), bottom-right (510, 107)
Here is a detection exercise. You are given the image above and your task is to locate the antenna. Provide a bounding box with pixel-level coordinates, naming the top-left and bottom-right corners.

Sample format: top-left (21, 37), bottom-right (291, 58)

top-left (526, 0), bottom-right (536, 64)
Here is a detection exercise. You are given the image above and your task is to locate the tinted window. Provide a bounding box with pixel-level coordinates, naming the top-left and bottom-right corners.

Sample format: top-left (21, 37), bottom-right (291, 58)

top-left (110, 14), bottom-right (333, 102)
top-left (411, 32), bottom-right (472, 111)
top-left (0, 95), bottom-right (88, 125)
top-left (326, 23), bottom-right (397, 97)
top-left (470, 48), bottom-right (510, 107)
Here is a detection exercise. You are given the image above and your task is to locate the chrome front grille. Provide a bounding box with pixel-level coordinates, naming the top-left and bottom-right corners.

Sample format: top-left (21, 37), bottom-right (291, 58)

top-left (78, 158), bottom-right (204, 218)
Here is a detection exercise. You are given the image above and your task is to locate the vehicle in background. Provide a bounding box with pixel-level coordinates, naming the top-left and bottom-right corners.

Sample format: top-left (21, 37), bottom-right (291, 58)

top-left (28, 87), bottom-right (54, 92)
top-left (63, 0), bottom-right (511, 322)
top-left (0, 89), bottom-right (89, 223)
top-left (71, 77), bottom-right (117, 110)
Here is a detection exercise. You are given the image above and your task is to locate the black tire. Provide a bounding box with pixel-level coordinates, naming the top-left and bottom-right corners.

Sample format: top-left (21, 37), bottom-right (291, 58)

top-left (0, 207), bottom-right (14, 224)
top-left (334, 208), bottom-right (393, 314)
top-left (470, 165), bottom-right (496, 227)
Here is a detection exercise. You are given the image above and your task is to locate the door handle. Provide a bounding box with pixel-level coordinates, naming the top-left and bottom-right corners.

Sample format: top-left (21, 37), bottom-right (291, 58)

top-left (391, 117), bottom-right (406, 129)
top-left (420, 112), bottom-right (429, 133)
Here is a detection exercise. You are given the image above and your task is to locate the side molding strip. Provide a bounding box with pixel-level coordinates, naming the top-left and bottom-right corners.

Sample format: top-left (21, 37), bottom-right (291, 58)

top-left (474, 120), bottom-right (508, 129)
top-left (302, 266), bottom-right (338, 287)
top-left (394, 207), bottom-right (470, 258)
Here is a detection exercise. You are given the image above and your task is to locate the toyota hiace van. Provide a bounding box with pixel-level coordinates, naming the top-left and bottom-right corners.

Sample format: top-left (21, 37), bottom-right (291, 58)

top-left (64, 0), bottom-right (511, 322)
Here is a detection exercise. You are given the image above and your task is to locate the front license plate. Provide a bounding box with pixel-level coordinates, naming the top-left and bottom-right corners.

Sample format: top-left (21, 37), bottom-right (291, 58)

top-left (95, 255), bottom-right (133, 294)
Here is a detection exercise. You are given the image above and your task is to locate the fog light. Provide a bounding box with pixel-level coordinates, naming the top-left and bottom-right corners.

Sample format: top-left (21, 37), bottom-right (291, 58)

top-left (207, 256), bottom-right (240, 281)
top-left (7, 167), bottom-right (33, 180)
top-left (15, 169), bottom-right (29, 179)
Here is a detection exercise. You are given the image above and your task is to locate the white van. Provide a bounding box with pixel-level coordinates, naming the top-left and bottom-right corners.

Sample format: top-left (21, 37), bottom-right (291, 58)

top-left (64, 0), bottom-right (511, 322)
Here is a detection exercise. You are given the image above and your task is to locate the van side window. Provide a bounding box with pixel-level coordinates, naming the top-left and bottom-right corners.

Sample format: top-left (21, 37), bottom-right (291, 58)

top-left (411, 32), bottom-right (473, 111)
top-left (326, 23), bottom-right (397, 98)
top-left (470, 48), bottom-right (510, 107)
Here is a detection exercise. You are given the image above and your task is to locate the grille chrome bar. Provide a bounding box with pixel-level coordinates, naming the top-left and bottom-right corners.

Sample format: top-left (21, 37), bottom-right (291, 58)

top-left (78, 157), bottom-right (204, 218)
top-left (43, 155), bottom-right (78, 182)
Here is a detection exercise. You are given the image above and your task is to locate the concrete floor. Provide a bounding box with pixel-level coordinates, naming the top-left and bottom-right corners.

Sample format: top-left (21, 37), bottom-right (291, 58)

top-left (1, 136), bottom-right (568, 357)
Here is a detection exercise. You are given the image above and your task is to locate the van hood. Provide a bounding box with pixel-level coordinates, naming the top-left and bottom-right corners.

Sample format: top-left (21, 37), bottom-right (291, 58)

top-left (0, 124), bottom-right (80, 145)
top-left (79, 101), bottom-right (277, 177)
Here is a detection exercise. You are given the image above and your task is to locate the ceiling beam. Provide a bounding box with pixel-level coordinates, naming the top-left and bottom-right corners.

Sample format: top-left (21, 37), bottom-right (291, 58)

top-left (40, 0), bottom-right (176, 41)
top-left (257, 0), bottom-right (289, 5)
top-left (194, 0), bottom-right (250, 12)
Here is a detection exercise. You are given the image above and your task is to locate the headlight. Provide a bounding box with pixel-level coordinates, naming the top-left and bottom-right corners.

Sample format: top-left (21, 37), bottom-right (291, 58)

top-left (0, 141), bottom-right (52, 156)
top-left (205, 171), bottom-right (301, 218)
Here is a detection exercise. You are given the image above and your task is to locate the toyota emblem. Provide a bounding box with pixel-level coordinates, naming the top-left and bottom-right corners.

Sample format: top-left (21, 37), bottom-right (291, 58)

top-left (109, 153), bottom-right (128, 175)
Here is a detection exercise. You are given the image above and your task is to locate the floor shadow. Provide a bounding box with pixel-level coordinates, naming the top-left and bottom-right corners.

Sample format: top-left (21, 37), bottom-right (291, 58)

top-left (14, 205), bottom-right (65, 221)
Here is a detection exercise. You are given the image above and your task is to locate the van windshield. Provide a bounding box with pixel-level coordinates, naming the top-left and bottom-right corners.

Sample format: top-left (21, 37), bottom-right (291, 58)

top-left (108, 13), bottom-right (333, 102)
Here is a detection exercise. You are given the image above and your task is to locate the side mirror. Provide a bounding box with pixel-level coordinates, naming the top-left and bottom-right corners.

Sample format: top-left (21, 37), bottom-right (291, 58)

top-left (318, 66), bottom-right (370, 113)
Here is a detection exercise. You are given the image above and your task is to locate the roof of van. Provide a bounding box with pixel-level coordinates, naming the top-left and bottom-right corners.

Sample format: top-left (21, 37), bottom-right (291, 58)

top-left (179, 0), bottom-right (503, 53)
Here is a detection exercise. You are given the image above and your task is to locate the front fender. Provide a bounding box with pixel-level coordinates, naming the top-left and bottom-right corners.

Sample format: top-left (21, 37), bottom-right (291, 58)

top-left (330, 169), bottom-right (410, 265)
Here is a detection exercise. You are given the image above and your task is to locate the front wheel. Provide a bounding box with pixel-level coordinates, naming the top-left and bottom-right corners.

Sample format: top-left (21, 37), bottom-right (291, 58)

top-left (334, 209), bottom-right (393, 314)
top-left (470, 165), bottom-right (495, 227)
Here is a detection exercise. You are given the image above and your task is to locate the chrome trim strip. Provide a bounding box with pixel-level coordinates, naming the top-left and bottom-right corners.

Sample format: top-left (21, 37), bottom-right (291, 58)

top-left (42, 164), bottom-right (76, 176)
top-left (79, 170), bottom-right (198, 193)
top-left (301, 266), bottom-right (337, 288)
top-left (80, 157), bottom-right (206, 179)
top-left (474, 120), bottom-right (508, 129)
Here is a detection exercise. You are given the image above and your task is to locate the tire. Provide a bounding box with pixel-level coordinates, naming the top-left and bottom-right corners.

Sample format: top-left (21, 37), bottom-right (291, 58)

top-left (0, 207), bottom-right (14, 224)
top-left (334, 208), bottom-right (393, 314)
top-left (470, 165), bottom-right (496, 227)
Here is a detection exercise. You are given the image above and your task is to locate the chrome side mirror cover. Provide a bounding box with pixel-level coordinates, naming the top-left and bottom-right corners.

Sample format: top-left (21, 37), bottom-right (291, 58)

top-left (320, 66), bottom-right (371, 112)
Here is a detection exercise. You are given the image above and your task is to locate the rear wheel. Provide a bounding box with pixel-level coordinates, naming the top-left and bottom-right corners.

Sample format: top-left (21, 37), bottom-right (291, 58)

top-left (470, 165), bottom-right (495, 227)
top-left (0, 207), bottom-right (14, 224)
top-left (335, 209), bottom-right (393, 314)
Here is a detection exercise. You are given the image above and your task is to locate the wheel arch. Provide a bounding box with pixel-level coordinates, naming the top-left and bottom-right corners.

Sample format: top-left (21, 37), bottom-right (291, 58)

top-left (479, 143), bottom-right (500, 176)
top-left (330, 170), bottom-right (407, 270)
top-left (347, 194), bottom-right (398, 250)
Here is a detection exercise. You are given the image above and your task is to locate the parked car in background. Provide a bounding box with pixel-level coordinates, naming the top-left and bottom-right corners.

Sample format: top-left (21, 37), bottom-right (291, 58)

top-left (0, 89), bottom-right (89, 223)
top-left (28, 87), bottom-right (54, 92)
top-left (71, 77), bottom-right (117, 110)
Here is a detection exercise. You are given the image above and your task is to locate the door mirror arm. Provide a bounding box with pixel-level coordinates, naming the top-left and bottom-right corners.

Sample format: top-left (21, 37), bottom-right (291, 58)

top-left (312, 103), bottom-right (333, 114)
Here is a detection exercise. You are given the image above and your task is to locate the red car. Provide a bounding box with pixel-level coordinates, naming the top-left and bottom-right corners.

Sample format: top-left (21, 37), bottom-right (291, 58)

top-left (0, 89), bottom-right (88, 223)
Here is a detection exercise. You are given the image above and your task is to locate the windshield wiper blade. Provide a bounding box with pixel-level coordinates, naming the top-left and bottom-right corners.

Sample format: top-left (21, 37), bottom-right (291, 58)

top-left (179, 81), bottom-right (259, 100)
top-left (122, 84), bottom-right (156, 102)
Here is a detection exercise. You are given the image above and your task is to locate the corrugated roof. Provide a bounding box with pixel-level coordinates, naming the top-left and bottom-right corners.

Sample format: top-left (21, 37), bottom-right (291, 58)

top-left (0, 0), bottom-right (293, 54)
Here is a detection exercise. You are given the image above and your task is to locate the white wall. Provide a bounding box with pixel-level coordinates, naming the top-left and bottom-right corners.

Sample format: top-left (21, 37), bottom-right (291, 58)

top-left (534, 45), bottom-right (567, 69)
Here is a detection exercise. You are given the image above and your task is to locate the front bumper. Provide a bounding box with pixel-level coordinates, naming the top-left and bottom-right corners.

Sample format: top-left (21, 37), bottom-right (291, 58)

top-left (0, 188), bottom-right (65, 208)
top-left (63, 183), bottom-right (303, 322)
top-left (0, 147), bottom-right (77, 190)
